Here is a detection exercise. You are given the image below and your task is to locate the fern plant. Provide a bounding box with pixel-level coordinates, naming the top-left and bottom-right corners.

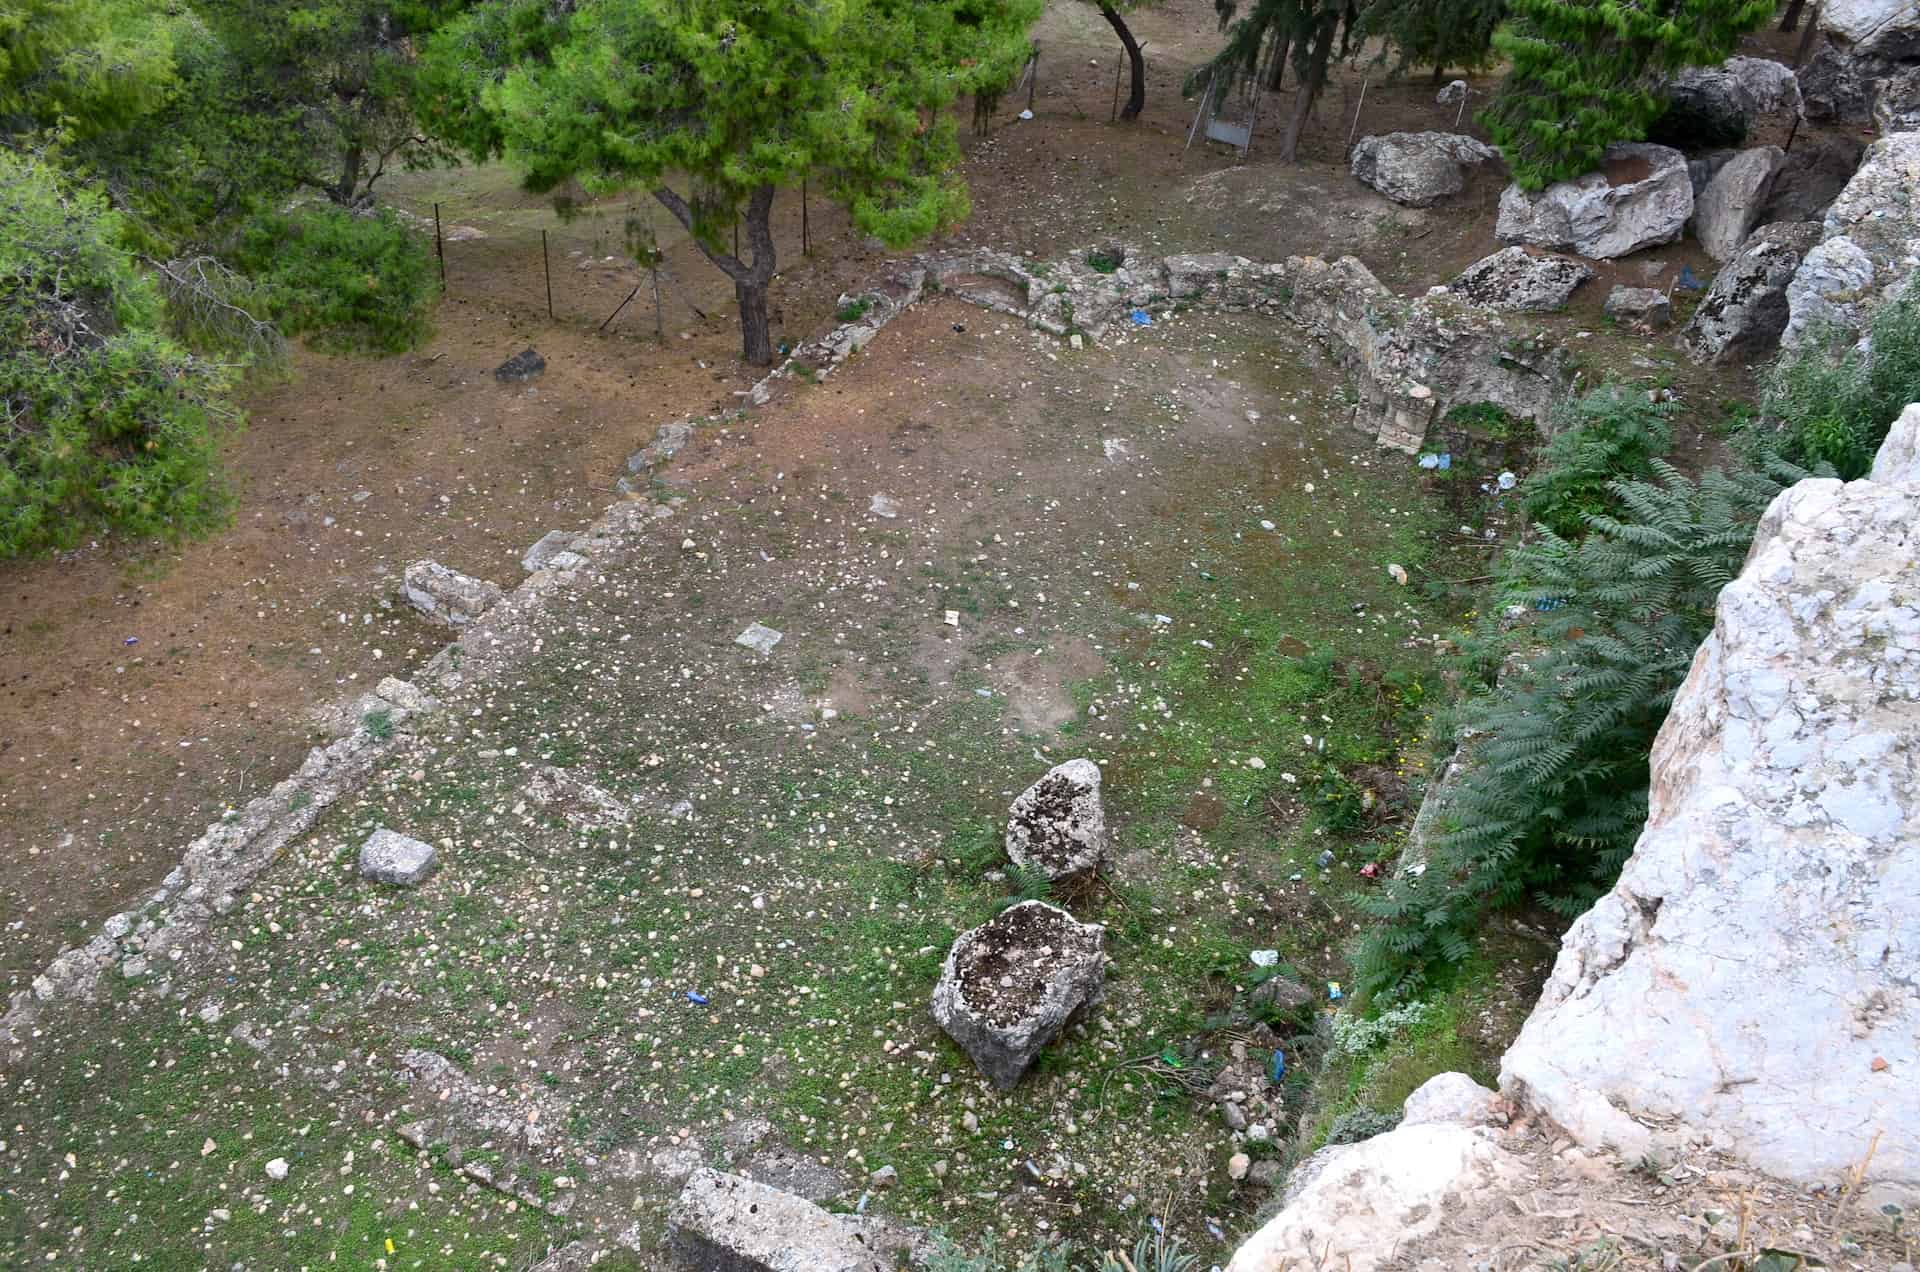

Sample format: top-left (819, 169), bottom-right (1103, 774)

top-left (1520, 386), bottom-right (1674, 540)
top-left (1355, 458), bottom-right (1799, 998)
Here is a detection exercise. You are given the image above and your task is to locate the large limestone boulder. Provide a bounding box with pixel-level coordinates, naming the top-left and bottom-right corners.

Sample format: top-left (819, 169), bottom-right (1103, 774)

top-left (1759, 136), bottom-right (1866, 224)
top-left (1501, 408), bottom-right (1920, 1187)
top-left (1227, 1075), bottom-right (1522, 1272)
top-left (1664, 57), bottom-right (1803, 145)
top-left (1874, 64), bottom-right (1920, 134)
top-left (1448, 246), bottom-right (1593, 311)
top-left (1682, 220), bottom-right (1821, 363)
top-left (666, 1169), bottom-right (907, 1272)
top-left (1822, 0), bottom-right (1920, 56)
top-left (1782, 236), bottom-right (1880, 348)
top-left (1005, 758), bottom-right (1107, 879)
top-left (931, 900), bottom-right (1105, 1089)
top-left (1349, 132), bottom-right (1499, 207)
top-left (1693, 145), bottom-right (1784, 261)
top-left (1496, 143), bottom-right (1693, 259)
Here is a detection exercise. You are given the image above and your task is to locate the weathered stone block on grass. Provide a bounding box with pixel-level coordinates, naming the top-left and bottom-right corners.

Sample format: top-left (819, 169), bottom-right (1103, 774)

top-left (359, 829), bottom-right (436, 886)
top-left (1005, 758), bottom-right (1107, 879)
top-left (666, 1168), bottom-right (898, 1272)
top-left (931, 900), bottom-right (1106, 1089)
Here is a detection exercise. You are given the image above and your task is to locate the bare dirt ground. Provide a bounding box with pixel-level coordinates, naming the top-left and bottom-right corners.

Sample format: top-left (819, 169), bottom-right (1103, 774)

top-left (0, 0), bottom-right (1815, 992)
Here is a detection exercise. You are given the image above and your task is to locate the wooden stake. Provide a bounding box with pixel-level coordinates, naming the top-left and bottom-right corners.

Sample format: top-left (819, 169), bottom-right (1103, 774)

top-left (541, 229), bottom-right (553, 320)
top-left (432, 202), bottom-right (445, 286)
top-left (597, 284), bottom-right (642, 334)
top-left (1027, 46), bottom-right (1039, 114)
top-left (1112, 54), bottom-right (1123, 122)
top-left (801, 178), bottom-right (810, 255)
top-left (1346, 74), bottom-right (1370, 153)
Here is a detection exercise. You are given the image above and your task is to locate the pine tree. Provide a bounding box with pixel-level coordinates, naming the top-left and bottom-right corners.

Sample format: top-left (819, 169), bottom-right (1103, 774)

top-left (426, 0), bottom-right (1042, 365)
top-left (1191, 0), bottom-right (1366, 164)
top-left (1360, 0), bottom-right (1507, 81)
top-left (1480, 0), bottom-right (1774, 190)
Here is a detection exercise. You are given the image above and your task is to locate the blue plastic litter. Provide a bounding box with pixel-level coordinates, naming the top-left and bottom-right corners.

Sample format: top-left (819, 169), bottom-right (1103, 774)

top-left (1675, 265), bottom-right (1704, 291)
top-left (1534, 596), bottom-right (1568, 611)
top-left (1130, 309), bottom-right (1153, 326)
top-left (1419, 452), bottom-right (1453, 470)
top-left (1327, 981), bottom-right (1343, 1002)
top-left (124, 636), bottom-right (139, 646)
top-left (685, 990), bottom-right (710, 1005)
top-left (1269, 1050), bottom-right (1286, 1082)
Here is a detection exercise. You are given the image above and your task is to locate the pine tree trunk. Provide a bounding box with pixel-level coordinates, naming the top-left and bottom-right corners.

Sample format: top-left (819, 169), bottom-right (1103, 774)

top-left (1100, 4), bottom-right (1146, 121)
top-left (1268, 31), bottom-right (1292, 91)
top-left (652, 183), bottom-right (779, 366)
top-left (736, 278), bottom-right (772, 366)
top-left (1279, 13), bottom-right (1337, 164)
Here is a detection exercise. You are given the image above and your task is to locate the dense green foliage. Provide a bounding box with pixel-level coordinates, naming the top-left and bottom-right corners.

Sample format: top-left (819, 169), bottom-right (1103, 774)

top-left (1361, 0), bottom-right (1508, 77)
top-left (1519, 386), bottom-right (1673, 538)
top-left (231, 205), bottom-right (439, 353)
top-left (0, 0), bottom-right (181, 140)
top-left (0, 153), bottom-right (234, 557)
top-left (1480, 0), bottom-right (1773, 190)
top-left (426, 0), bottom-right (1042, 362)
top-left (1353, 398), bottom-right (1797, 999)
top-left (1763, 282), bottom-right (1920, 479)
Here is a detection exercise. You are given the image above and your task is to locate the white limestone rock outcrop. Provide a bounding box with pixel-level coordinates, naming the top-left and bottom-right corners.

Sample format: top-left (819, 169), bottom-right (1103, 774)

top-left (1667, 56), bottom-right (1804, 130)
top-left (1349, 131), bottom-right (1499, 207)
top-left (1501, 403), bottom-right (1920, 1188)
top-left (1227, 1074), bottom-right (1520, 1272)
top-left (1496, 143), bottom-right (1693, 259)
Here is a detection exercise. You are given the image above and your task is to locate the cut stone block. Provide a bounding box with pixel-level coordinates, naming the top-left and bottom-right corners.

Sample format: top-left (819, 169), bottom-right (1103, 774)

top-left (735, 623), bottom-right (784, 655)
top-left (665, 1168), bottom-right (900, 1272)
top-left (359, 829), bottom-right (437, 886)
top-left (403, 560), bottom-right (503, 627)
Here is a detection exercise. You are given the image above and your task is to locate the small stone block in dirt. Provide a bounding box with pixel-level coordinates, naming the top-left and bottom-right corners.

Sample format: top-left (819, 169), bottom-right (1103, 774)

top-left (359, 828), bottom-right (437, 886)
top-left (1005, 757), bottom-right (1107, 879)
top-left (522, 530), bottom-right (582, 572)
top-left (931, 900), bottom-right (1106, 1090)
top-left (494, 348), bottom-right (545, 382)
top-left (734, 622), bottom-right (784, 655)
top-left (1602, 286), bottom-right (1672, 329)
top-left (666, 1168), bottom-right (898, 1272)
top-left (403, 560), bottom-right (503, 627)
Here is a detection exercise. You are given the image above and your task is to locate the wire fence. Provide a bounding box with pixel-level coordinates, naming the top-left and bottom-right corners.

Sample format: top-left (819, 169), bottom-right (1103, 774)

top-left (391, 179), bottom-right (854, 338)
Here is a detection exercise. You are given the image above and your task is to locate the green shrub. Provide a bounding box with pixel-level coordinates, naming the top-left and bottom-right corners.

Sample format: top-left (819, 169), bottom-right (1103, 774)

top-left (1354, 457), bottom-right (1797, 999)
top-left (835, 297), bottom-right (872, 323)
top-left (1519, 386), bottom-right (1673, 539)
top-left (232, 204), bottom-right (438, 353)
top-left (1324, 1106), bottom-right (1402, 1145)
top-left (1762, 281), bottom-right (1920, 479)
top-left (0, 153), bottom-right (237, 557)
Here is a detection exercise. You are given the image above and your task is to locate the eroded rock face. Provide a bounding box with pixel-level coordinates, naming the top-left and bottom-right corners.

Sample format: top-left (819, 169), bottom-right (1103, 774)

top-left (1006, 758), bottom-right (1107, 879)
top-left (403, 560), bottom-right (503, 627)
top-left (1759, 136), bottom-right (1866, 224)
top-left (1823, 0), bottom-right (1920, 56)
top-left (1501, 406), bottom-right (1920, 1187)
top-left (1682, 220), bottom-right (1821, 363)
top-left (1349, 131), bottom-right (1499, 207)
top-left (1496, 143), bottom-right (1693, 259)
top-left (1449, 246), bottom-right (1593, 311)
top-left (1228, 1074), bottom-right (1522, 1272)
top-left (931, 900), bottom-right (1105, 1089)
top-left (1694, 146), bottom-right (1784, 261)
